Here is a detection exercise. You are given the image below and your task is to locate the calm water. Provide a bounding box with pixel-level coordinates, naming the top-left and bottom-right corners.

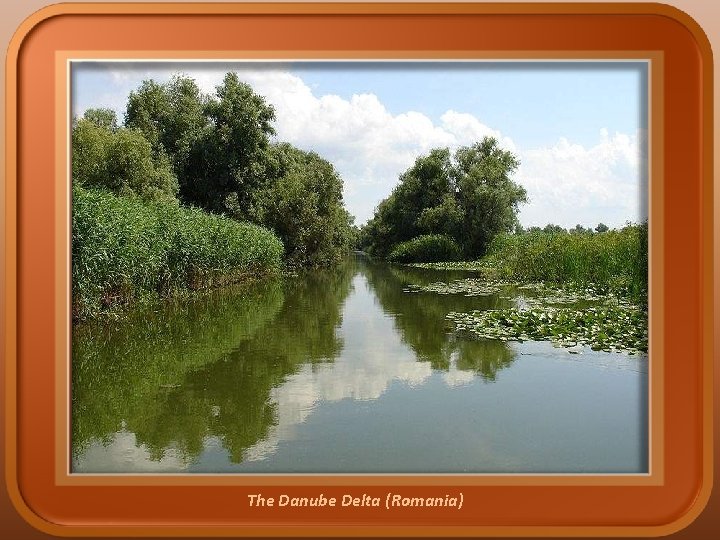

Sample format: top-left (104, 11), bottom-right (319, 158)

top-left (72, 255), bottom-right (648, 473)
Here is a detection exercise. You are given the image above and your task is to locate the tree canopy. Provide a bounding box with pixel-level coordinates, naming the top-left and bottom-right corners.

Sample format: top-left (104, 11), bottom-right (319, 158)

top-left (362, 137), bottom-right (527, 259)
top-left (72, 109), bottom-right (178, 202)
top-left (249, 143), bottom-right (355, 267)
top-left (74, 73), bottom-right (355, 268)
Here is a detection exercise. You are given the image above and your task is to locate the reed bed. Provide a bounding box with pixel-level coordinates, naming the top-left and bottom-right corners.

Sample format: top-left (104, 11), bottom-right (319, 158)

top-left (480, 224), bottom-right (647, 301)
top-left (72, 186), bottom-right (283, 320)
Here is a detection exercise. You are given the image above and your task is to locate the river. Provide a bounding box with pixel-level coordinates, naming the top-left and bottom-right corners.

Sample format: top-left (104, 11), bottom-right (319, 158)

top-left (72, 254), bottom-right (648, 474)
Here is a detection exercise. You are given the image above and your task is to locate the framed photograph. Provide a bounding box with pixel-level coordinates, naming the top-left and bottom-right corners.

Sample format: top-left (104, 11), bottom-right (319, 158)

top-left (3, 2), bottom-right (713, 537)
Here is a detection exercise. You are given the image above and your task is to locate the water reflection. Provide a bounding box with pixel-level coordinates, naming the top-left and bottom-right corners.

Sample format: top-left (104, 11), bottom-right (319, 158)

top-left (72, 254), bottom-right (647, 473)
top-left (363, 259), bottom-right (516, 378)
top-left (73, 263), bottom-right (354, 469)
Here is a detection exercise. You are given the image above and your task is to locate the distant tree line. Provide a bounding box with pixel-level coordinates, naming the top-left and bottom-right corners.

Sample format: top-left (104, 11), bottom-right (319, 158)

top-left (73, 73), bottom-right (355, 268)
top-left (517, 222), bottom-right (611, 235)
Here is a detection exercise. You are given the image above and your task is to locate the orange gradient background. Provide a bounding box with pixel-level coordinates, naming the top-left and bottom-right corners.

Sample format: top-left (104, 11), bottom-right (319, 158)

top-left (1, 1), bottom-right (717, 538)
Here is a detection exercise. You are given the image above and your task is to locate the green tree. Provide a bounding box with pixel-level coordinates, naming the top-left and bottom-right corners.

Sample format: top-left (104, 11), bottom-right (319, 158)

top-left (188, 73), bottom-right (276, 214)
top-left (125, 73), bottom-right (276, 216)
top-left (595, 222), bottom-right (610, 233)
top-left (453, 138), bottom-right (526, 256)
top-left (120, 73), bottom-right (354, 267)
top-left (362, 149), bottom-right (454, 257)
top-left (362, 137), bottom-right (526, 259)
top-left (252, 143), bottom-right (354, 267)
top-left (72, 109), bottom-right (178, 201)
top-left (542, 223), bottom-right (566, 234)
top-left (125, 75), bottom-right (208, 203)
top-left (570, 224), bottom-right (590, 234)
top-left (83, 107), bottom-right (118, 131)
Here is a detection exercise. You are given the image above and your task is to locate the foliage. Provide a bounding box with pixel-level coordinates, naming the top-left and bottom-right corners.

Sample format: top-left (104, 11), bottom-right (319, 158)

top-left (405, 278), bottom-right (507, 296)
top-left (404, 224), bottom-right (649, 355)
top-left (446, 305), bottom-right (648, 354)
top-left (123, 73), bottom-right (353, 266)
top-left (595, 222), bottom-right (609, 233)
top-left (125, 76), bottom-right (208, 184)
top-left (362, 137), bottom-right (526, 259)
top-left (387, 234), bottom-right (462, 263)
top-left (248, 143), bottom-right (355, 267)
top-left (72, 186), bottom-right (283, 320)
top-left (126, 73), bottom-right (276, 215)
top-left (405, 260), bottom-right (485, 271)
top-left (72, 109), bottom-right (178, 202)
top-left (480, 223), bottom-right (647, 301)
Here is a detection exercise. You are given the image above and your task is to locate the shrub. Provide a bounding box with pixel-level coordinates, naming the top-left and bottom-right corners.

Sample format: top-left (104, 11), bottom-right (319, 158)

top-left (72, 186), bottom-right (283, 320)
top-left (387, 235), bottom-right (462, 263)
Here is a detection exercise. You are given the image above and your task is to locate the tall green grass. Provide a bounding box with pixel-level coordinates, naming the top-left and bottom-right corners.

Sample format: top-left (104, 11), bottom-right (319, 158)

top-left (480, 223), bottom-right (647, 300)
top-left (72, 186), bottom-right (284, 320)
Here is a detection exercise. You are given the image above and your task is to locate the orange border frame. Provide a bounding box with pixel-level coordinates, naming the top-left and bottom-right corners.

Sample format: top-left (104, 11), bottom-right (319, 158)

top-left (3, 2), bottom-right (713, 537)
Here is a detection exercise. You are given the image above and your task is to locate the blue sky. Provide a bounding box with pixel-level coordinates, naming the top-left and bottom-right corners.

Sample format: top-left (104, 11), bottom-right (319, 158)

top-left (72, 61), bottom-right (648, 228)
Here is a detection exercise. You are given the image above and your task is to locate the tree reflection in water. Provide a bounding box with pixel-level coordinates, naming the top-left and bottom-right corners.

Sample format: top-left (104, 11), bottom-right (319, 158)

top-left (72, 254), bottom-right (518, 470)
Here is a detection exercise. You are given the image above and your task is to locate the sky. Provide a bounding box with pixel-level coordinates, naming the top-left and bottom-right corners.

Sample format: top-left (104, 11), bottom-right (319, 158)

top-left (71, 61), bottom-right (648, 229)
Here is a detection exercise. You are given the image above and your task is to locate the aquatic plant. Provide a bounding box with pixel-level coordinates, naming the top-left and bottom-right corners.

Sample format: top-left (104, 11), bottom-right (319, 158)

top-left (404, 279), bottom-right (509, 296)
top-left (406, 261), bottom-right (486, 271)
top-left (446, 305), bottom-right (648, 354)
top-left (481, 225), bottom-right (647, 301)
top-left (406, 225), bottom-right (647, 303)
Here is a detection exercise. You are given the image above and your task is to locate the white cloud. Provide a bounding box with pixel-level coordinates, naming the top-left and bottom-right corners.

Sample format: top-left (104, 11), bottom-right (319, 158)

top-left (224, 69), bottom-right (644, 228)
top-left (517, 128), bottom-right (647, 228)
top-left (72, 430), bottom-right (190, 473)
top-left (221, 70), bottom-right (521, 224)
top-left (441, 110), bottom-right (517, 152)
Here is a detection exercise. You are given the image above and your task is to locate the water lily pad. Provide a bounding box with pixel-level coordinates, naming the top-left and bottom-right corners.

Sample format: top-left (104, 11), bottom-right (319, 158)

top-left (446, 305), bottom-right (648, 354)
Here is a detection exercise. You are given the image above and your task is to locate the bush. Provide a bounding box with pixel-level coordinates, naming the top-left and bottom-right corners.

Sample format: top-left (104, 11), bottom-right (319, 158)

top-left (72, 186), bottom-right (283, 320)
top-left (387, 235), bottom-right (462, 263)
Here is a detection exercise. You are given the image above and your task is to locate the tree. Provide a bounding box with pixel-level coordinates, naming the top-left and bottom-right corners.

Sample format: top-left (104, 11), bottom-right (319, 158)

top-left (251, 143), bottom-right (354, 267)
top-left (453, 138), bottom-right (526, 256)
top-left (542, 224), bottom-right (566, 234)
top-left (126, 76), bottom-right (209, 205)
top-left (189, 72), bottom-right (276, 215)
top-left (83, 108), bottom-right (118, 131)
top-left (366, 149), bottom-right (455, 255)
top-left (125, 73), bottom-right (276, 216)
top-left (362, 137), bottom-right (527, 259)
top-left (72, 109), bottom-right (178, 201)
top-left (570, 224), bottom-right (590, 234)
top-left (120, 73), bottom-right (354, 266)
top-left (595, 222), bottom-right (609, 233)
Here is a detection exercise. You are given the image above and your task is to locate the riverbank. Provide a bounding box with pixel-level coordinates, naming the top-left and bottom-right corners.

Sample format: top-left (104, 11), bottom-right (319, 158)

top-left (402, 225), bottom-right (648, 353)
top-left (72, 186), bottom-right (284, 321)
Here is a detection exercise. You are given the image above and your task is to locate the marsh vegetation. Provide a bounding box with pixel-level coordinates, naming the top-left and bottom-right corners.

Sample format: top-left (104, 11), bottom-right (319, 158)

top-left (73, 73), bottom-right (356, 319)
top-left (72, 70), bottom-right (648, 473)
